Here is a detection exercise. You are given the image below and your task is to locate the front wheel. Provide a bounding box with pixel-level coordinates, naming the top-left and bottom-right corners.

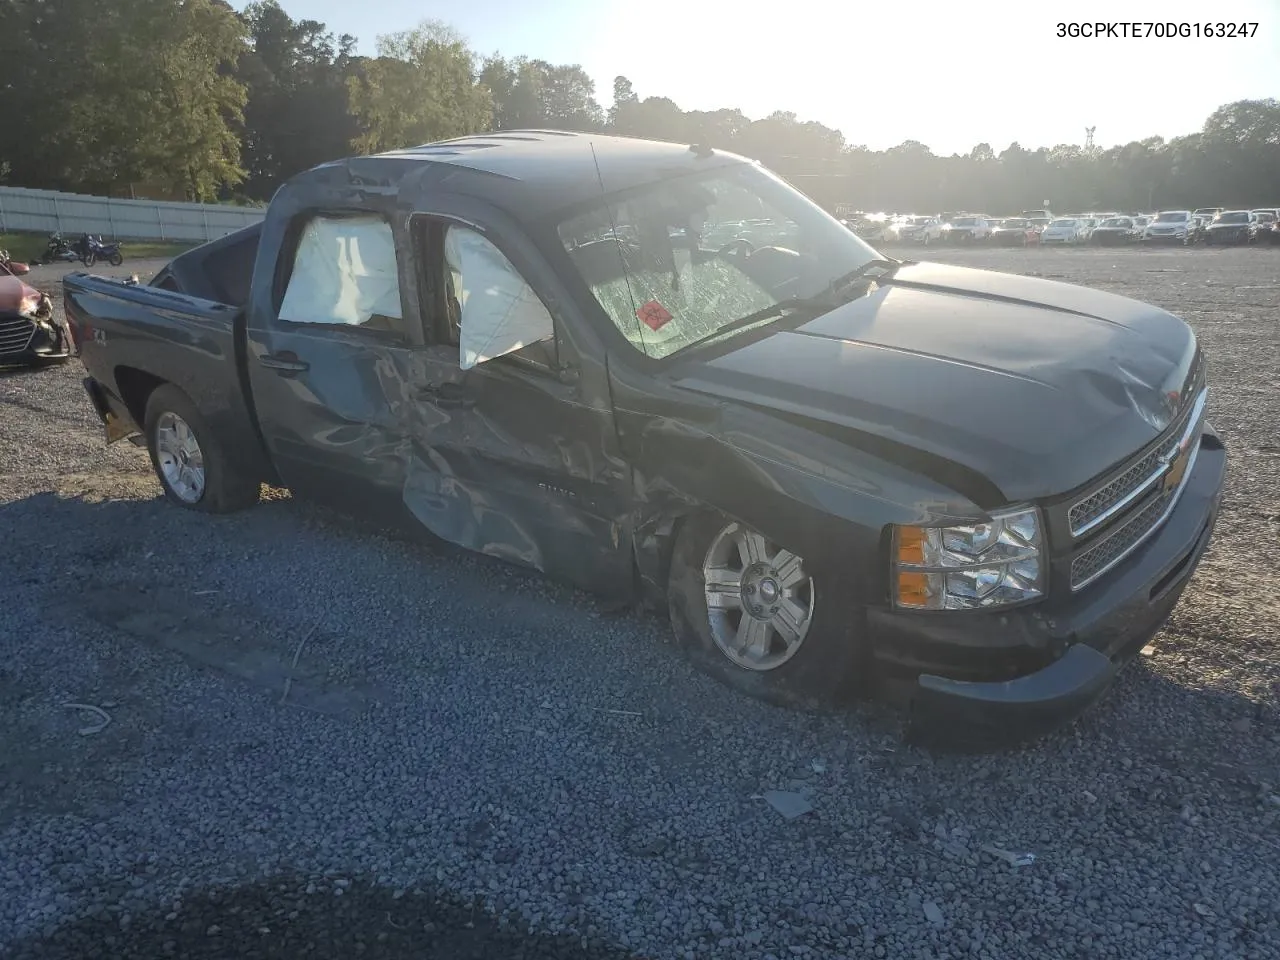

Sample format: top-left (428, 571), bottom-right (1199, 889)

top-left (666, 513), bottom-right (862, 707)
top-left (144, 384), bottom-right (260, 513)
top-left (83, 252), bottom-right (96, 267)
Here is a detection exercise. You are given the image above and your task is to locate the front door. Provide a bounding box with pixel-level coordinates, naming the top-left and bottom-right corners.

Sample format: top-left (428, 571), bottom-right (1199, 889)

top-left (398, 216), bottom-right (635, 597)
top-left (244, 211), bottom-right (418, 522)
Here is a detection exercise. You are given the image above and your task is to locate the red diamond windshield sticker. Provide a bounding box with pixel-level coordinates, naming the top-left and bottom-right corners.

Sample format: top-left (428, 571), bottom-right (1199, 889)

top-left (637, 300), bottom-right (673, 332)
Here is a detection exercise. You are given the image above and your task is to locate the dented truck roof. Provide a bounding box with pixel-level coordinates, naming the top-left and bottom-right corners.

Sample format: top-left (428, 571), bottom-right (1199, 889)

top-left (300, 130), bottom-right (748, 220)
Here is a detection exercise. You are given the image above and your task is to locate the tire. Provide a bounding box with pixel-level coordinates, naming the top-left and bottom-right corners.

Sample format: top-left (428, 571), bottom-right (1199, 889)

top-left (83, 253), bottom-right (96, 267)
top-left (666, 512), bottom-right (863, 708)
top-left (109, 253), bottom-right (123, 266)
top-left (143, 384), bottom-right (259, 513)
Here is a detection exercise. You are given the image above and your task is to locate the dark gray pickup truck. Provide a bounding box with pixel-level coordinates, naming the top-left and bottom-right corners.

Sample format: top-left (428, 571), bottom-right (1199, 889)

top-left (63, 131), bottom-right (1226, 745)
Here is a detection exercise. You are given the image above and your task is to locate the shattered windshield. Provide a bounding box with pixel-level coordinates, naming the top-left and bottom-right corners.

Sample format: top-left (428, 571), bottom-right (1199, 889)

top-left (556, 164), bottom-right (879, 360)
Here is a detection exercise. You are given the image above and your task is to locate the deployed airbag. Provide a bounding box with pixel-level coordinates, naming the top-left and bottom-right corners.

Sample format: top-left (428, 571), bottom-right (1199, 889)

top-left (446, 227), bottom-right (554, 370)
top-left (279, 216), bottom-right (402, 326)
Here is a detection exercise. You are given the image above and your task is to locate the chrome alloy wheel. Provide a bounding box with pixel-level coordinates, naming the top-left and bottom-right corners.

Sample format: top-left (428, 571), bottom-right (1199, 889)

top-left (701, 522), bottom-right (815, 671)
top-left (154, 411), bottom-right (206, 504)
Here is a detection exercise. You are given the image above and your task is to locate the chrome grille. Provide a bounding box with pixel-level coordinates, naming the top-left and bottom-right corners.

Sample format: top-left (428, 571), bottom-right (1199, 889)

top-left (1069, 390), bottom-right (1205, 591)
top-left (1071, 492), bottom-right (1169, 589)
top-left (1068, 428), bottom-right (1182, 537)
top-left (1067, 360), bottom-right (1206, 538)
top-left (0, 316), bottom-right (36, 357)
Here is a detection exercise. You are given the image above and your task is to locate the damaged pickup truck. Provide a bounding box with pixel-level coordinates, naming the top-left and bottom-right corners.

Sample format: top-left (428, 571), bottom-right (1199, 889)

top-left (63, 132), bottom-right (1225, 744)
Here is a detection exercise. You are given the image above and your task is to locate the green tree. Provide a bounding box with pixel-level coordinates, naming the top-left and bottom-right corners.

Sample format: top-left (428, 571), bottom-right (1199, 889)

top-left (347, 20), bottom-right (492, 154)
top-left (481, 56), bottom-right (603, 131)
top-left (0, 0), bottom-right (248, 199)
top-left (236, 1), bottom-right (359, 200)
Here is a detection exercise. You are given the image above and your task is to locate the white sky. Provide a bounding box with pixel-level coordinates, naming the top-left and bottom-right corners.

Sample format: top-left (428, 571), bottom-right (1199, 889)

top-left (250, 0), bottom-right (1280, 154)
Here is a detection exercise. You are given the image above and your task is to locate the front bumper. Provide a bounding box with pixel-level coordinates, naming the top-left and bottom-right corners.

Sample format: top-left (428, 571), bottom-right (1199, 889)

top-left (0, 312), bottom-right (75, 365)
top-left (1143, 232), bottom-right (1187, 243)
top-left (867, 424), bottom-right (1226, 748)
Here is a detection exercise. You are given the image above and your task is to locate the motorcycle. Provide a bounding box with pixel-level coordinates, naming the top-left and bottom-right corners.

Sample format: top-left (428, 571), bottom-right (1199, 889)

top-left (84, 235), bottom-right (124, 267)
top-left (0, 250), bottom-right (31, 276)
top-left (40, 232), bottom-right (88, 265)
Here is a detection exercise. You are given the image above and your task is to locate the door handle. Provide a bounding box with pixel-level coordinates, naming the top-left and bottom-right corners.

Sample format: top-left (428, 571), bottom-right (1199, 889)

top-left (415, 381), bottom-right (475, 409)
top-left (259, 352), bottom-right (309, 374)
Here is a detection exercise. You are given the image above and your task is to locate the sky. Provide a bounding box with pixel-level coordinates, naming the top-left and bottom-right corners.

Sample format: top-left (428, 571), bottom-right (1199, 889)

top-left (243, 0), bottom-right (1280, 155)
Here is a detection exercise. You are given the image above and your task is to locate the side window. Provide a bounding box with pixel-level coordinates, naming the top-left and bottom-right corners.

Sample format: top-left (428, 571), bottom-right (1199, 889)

top-left (442, 225), bottom-right (557, 371)
top-left (278, 215), bottom-right (403, 336)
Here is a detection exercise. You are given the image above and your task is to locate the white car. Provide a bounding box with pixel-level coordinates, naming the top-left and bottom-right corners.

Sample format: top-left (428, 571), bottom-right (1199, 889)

top-left (941, 216), bottom-right (993, 243)
top-left (1039, 218), bottom-right (1086, 245)
top-left (892, 215), bottom-right (944, 245)
top-left (1142, 210), bottom-right (1194, 244)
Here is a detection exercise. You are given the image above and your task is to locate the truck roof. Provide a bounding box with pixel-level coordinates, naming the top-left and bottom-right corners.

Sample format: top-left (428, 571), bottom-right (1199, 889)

top-left (305, 130), bottom-right (749, 220)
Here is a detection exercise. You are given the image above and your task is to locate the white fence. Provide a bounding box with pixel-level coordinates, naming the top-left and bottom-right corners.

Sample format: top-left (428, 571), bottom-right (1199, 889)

top-left (0, 186), bottom-right (265, 243)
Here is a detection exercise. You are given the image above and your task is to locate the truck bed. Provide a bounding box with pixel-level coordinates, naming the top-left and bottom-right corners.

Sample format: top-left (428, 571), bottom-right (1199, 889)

top-left (63, 271), bottom-right (275, 485)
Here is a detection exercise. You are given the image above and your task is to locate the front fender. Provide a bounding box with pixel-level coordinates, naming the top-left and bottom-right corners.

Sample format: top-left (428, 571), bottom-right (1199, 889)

top-left (624, 400), bottom-right (988, 607)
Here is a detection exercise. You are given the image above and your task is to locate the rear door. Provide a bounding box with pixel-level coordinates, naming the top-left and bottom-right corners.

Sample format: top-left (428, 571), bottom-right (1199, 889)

top-left (243, 210), bottom-right (420, 521)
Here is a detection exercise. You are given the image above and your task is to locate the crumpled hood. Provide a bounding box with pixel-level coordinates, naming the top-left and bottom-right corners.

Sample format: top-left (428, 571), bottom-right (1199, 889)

top-left (672, 261), bottom-right (1200, 505)
top-left (0, 275), bottom-right (39, 314)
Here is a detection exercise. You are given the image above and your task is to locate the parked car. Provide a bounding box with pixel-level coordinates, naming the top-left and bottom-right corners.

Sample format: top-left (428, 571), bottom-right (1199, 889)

top-left (1185, 216), bottom-right (1211, 245)
top-left (1089, 217), bottom-right (1142, 245)
top-left (1, 271), bottom-right (71, 366)
top-left (989, 218), bottom-right (1041, 246)
top-left (1141, 210), bottom-right (1194, 245)
top-left (940, 216), bottom-right (993, 243)
top-left (1251, 210), bottom-right (1279, 243)
top-left (1019, 209), bottom-right (1054, 221)
top-left (853, 216), bottom-right (893, 243)
top-left (1192, 207), bottom-right (1223, 222)
top-left (892, 216), bottom-right (943, 245)
top-left (1039, 218), bottom-right (1086, 245)
top-left (63, 132), bottom-right (1226, 746)
top-left (0, 250), bottom-right (31, 276)
top-left (1204, 210), bottom-right (1259, 245)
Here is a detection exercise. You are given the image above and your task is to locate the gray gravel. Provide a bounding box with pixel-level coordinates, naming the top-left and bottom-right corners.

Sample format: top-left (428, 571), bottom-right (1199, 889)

top-left (2, 247), bottom-right (1279, 959)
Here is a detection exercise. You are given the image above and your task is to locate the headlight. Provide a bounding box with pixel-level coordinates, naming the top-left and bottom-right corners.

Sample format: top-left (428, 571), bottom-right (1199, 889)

top-left (891, 506), bottom-right (1044, 610)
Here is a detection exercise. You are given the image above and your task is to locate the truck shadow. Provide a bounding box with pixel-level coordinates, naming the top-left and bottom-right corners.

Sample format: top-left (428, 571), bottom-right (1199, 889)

top-left (9, 872), bottom-right (639, 959)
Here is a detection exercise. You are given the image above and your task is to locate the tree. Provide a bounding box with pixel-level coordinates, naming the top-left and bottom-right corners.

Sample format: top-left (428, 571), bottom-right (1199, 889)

top-left (0, 0), bottom-right (249, 199)
top-left (347, 20), bottom-right (492, 154)
top-left (481, 56), bottom-right (603, 131)
top-left (236, 1), bottom-right (359, 200)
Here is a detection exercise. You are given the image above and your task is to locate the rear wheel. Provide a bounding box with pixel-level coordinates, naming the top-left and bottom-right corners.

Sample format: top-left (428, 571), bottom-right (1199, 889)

top-left (666, 513), bottom-right (862, 707)
top-left (109, 253), bottom-right (124, 266)
top-left (144, 384), bottom-right (259, 513)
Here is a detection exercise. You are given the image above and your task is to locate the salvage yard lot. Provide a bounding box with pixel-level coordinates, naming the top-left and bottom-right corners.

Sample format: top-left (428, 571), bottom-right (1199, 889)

top-left (2, 247), bottom-right (1278, 958)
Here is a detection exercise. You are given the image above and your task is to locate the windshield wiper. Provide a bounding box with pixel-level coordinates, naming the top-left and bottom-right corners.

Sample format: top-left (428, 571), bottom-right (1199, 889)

top-left (687, 294), bottom-right (839, 349)
top-left (685, 258), bottom-right (908, 352)
top-left (823, 258), bottom-right (905, 298)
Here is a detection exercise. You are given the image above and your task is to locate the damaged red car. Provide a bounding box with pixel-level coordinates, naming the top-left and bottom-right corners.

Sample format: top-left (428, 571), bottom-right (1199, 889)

top-left (63, 133), bottom-right (1225, 746)
top-left (1, 268), bottom-right (71, 365)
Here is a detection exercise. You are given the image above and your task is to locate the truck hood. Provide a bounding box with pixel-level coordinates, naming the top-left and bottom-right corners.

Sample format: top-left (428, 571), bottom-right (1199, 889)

top-left (671, 261), bottom-right (1200, 506)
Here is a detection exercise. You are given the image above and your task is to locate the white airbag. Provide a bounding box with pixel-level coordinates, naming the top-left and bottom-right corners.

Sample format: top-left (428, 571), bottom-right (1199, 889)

top-left (279, 216), bottom-right (402, 326)
top-left (446, 227), bottom-right (554, 370)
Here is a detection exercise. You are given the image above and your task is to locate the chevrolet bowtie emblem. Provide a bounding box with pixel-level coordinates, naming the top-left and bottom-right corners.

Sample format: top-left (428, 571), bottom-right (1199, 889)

top-left (1161, 441), bottom-right (1190, 496)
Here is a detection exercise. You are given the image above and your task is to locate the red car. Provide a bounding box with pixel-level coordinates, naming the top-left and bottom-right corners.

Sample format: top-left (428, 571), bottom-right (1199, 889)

top-left (989, 218), bottom-right (1042, 246)
top-left (0, 250), bottom-right (30, 276)
top-left (1, 270), bottom-right (73, 365)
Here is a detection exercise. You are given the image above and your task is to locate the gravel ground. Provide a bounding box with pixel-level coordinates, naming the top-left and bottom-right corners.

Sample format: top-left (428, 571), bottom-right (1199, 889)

top-left (2, 247), bottom-right (1279, 959)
